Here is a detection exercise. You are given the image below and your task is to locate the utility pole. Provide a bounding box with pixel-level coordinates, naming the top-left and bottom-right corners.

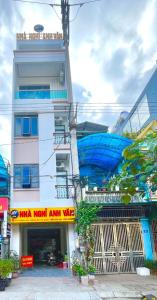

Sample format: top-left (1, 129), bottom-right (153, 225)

top-left (61, 0), bottom-right (70, 46)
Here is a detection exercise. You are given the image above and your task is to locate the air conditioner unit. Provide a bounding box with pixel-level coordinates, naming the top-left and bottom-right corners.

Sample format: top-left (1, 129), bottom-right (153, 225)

top-left (56, 161), bottom-right (65, 168)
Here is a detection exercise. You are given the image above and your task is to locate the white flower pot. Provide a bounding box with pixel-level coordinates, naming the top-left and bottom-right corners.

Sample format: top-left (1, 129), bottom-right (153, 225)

top-left (88, 274), bottom-right (95, 285)
top-left (81, 275), bottom-right (88, 285)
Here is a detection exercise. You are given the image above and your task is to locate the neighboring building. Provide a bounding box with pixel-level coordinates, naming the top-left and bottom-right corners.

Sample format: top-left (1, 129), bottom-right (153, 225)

top-left (112, 111), bottom-right (129, 133)
top-left (0, 155), bottom-right (10, 258)
top-left (10, 31), bottom-right (79, 264)
top-left (78, 132), bottom-right (156, 273)
top-left (77, 121), bottom-right (108, 139)
top-left (114, 68), bottom-right (157, 135)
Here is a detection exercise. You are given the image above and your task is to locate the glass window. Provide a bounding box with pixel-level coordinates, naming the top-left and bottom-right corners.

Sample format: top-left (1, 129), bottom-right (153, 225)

top-left (15, 117), bottom-right (22, 136)
top-left (19, 85), bottom-right (50, 90)
top-left (14, 164), bottom-right (39, 189)
top-left (23, 166), bottom-right (30, 187)
top-left (31, 117), bottom-right (38, 136)
top-left (15, 115), bottom-right (38, 137)
top-left (14, 166), bottom-right (21, 189)
top-left (31, 165), bottom-right (39, 188)
top-left (138, 95), bottom-right (150, 128)
top-left (23, 118), bottom-right (30, 136)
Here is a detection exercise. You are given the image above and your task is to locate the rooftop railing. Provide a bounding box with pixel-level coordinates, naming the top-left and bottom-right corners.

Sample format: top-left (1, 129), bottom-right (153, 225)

top-left (15, 89), bottom-right (67, 100)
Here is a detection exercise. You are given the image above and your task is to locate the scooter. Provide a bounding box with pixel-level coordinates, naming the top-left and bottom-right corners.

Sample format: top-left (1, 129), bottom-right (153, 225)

top-left (47, 252), bottom-right (56, 266)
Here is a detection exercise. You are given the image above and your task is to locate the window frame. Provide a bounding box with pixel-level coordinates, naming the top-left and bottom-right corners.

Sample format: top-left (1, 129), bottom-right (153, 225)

top-left (14, 115), bottom-right (38, 137)
top-left (14, 164), bottom-right (39, 189)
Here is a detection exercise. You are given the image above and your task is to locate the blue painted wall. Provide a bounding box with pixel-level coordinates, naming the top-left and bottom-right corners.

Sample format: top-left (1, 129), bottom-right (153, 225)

top-left (140, 218), bottom-right (153, 260)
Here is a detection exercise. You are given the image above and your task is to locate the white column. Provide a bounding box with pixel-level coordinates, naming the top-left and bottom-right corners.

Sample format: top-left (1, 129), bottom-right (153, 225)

top-left (67, 223), bottom-right (75, 266)
top-left (10, 224), bottom-right (21, 256)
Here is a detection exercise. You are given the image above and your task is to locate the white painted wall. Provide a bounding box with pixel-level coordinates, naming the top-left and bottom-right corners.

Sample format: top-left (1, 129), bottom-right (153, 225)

top-left (39, 113), bottom-right (56, 204)
top-left (10, 225), bottom-right (21, 256)
top-left (67, 224), bottom-right (75, 266)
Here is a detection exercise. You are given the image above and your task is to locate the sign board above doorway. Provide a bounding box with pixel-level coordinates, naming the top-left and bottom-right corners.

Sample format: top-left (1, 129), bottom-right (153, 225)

top-left (10, 207), bottom-right (75, 224)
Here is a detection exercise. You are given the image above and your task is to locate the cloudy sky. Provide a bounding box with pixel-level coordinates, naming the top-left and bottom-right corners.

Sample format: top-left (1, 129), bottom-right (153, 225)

top-left (0, 0), bottom-right (157, 160)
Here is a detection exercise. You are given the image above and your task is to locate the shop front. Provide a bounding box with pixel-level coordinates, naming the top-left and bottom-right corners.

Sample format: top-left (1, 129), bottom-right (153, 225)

top-left (10, 207), bottom-right (75, 267)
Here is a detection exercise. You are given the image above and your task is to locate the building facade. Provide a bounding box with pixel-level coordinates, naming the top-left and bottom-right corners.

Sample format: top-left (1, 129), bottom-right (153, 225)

top-left (10, 32), bottom-right (79, 265)
top-left (114, 68), bottom-right (157, 135)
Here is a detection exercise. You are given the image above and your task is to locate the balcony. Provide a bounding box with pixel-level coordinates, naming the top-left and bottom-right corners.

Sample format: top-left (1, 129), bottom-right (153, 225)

top-left (15, 89), bottom-right (67, 100)
top-left (56, 185), bottom-right (74, 199)
top-left (54, 133), bottom-right (70, 144)
top-left (84, 191), bottom-right (146, 204)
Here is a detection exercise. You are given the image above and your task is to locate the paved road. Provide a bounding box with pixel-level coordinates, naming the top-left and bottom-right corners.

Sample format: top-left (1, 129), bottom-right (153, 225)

top-left (0, 271), bottom-right (157, 299)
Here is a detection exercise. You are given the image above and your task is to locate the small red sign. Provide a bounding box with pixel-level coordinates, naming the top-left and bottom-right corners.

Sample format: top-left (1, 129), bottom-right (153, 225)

top-left (21, 256), bottom-right (34, 268)
top-left (0, 198), bottom-right (8, 212)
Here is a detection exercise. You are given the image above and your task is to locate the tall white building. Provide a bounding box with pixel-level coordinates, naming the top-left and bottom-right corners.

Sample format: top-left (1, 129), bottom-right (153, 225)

top-left (10, 31), bottom-right (79, 265)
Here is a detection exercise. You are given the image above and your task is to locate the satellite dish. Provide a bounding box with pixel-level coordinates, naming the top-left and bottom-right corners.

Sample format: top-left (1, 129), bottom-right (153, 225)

top-left (34, 24), bottom-right (44, 33)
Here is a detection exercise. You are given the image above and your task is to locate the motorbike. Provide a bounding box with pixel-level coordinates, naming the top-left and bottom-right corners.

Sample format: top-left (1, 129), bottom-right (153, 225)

top-left (47, 252), bottom-right (57, 266)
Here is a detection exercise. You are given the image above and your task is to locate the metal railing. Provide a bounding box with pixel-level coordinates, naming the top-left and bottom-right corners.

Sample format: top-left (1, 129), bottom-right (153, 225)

top-left (84, 191), bottom-right (146, 204)
top-left (54, 133), bottom-right (70, 144)
top-left (15, 89), bottom-right (67, 100)
top-left (56, 185), bottom-right (74, 199)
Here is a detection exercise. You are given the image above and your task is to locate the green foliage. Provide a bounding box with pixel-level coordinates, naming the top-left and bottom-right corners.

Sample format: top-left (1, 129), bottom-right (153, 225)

top-left (0, 259), bottom-right (14, 279)
top-left (108, 131), bottom-right (157, 203)
top-left (75, 201), bottom-right (102, 236)
top-left (144, 259), bottom-right (157, 270)
top-left (87, 264), bottom-right (96, 274)
top-left (76, 265), bottom-right (88, 276)
top-left (75, 201), bottom-right (102, 271)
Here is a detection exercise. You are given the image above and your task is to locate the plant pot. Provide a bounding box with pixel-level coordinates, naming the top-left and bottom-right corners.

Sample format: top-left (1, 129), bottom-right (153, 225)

top-left (88, 274), bottom-right (95, 285)
top-left (151, 269), bottom-right (157, 275)
top-left (72, 270), bottom-right (77, 276)
top-left (7, 273), bottom-right (12, 279)
top-left (0, 279), bottom-right (6, 291)
top-left (80, 275), bottom-right (88, 285)
top-left (5, 278), bottom-right (11, 287)
top-left (62, 262), bottom-right (68, 269)
top-left (12, 272), bottom-right (18, 279)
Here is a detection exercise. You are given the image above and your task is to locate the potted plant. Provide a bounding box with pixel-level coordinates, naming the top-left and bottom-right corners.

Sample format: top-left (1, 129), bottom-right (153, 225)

top-left (62, 254), bottom-right (68, 269)
top-left (77, 265), bottom-right (88, 285)
top-left (88, 264), bottom-right (96, 285)
top-left (9, 252), bottom-right (20, 278)
top-left (0, 259), bottom-right (14, 291)
top-left (144, 259), bottom-right (157, 275)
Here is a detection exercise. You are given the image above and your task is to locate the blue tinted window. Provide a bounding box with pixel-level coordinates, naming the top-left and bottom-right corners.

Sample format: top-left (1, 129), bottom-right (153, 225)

top-left (14, 164), bottom-right (39, 189)
top-left (31, 117), bottom-right (38, 136)
top-left (23, 166), bottom-right (30, 187)
top-left (15, 115), bottom-right (38, 137)
top-left (23, 118), bottom-right (30, 135)
top-left (19, 85), bottom-right (50, 90)
top-left (15, 117), bottom-right (22, 136)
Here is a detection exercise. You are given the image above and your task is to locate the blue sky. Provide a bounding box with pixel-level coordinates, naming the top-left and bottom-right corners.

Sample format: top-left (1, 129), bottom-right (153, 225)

top-left (0, 0), bottom-right (157, 159)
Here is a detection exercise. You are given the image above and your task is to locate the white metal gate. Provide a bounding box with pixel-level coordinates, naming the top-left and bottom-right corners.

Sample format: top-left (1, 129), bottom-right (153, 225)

top-left (92, 222), bottom-right (144, 273)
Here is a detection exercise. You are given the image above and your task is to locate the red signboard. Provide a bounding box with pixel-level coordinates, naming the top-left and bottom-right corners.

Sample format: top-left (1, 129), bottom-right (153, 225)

top-left (21, 256), bottom-right (34, 268)
top-left (0, 198), bottom-right (8, 212)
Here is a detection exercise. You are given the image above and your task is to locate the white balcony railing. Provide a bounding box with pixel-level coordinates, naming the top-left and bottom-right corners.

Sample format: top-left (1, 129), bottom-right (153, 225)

top-left (84, 191), bottom-right (146, 204)
top-left (56, 185), bottom-right (74, 199)
top-left (54, 133), bottom-right (70, 144)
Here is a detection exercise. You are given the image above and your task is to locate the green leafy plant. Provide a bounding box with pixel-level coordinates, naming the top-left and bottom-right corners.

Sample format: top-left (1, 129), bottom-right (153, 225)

top-left (75, 201), bottom-right (102, 270)
top-left (64, 255), bottom-right (68, 262)
top-left (0, 259), bottom-right (14, 279)
top-left (108, 131), bottom-right (157, 203)
top-left (144, 259), bottom-right (157, 270)
top-left (87, 264), bottom-right (96, 274)
top-left (76, 265), bottom-right (88, 277)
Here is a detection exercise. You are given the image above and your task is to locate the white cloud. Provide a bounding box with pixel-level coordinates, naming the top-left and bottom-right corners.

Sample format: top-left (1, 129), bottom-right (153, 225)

top-left (1, 0), bottom-right (157, 160)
